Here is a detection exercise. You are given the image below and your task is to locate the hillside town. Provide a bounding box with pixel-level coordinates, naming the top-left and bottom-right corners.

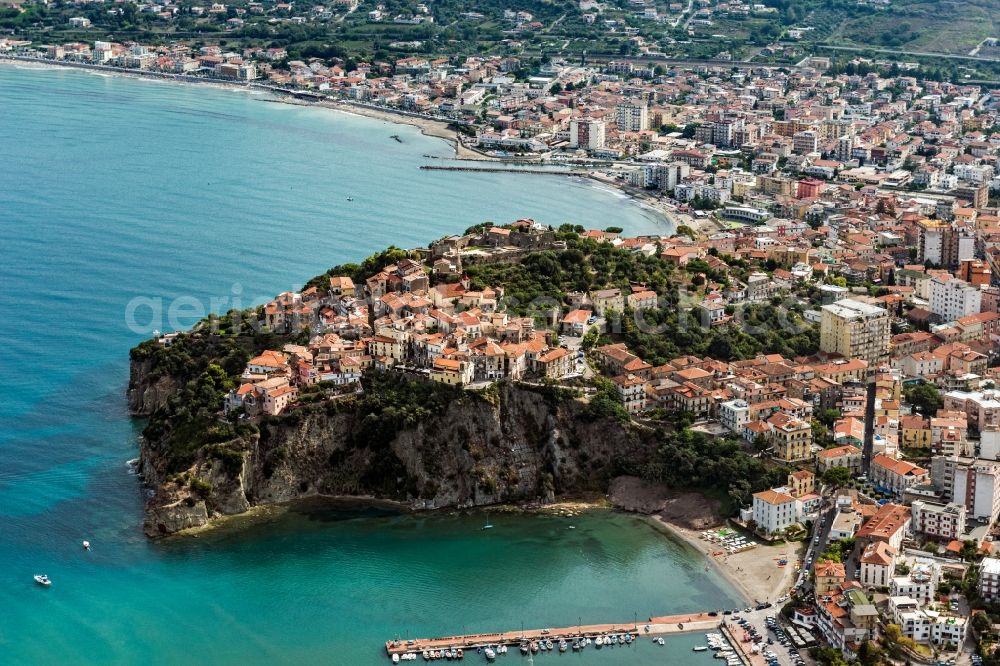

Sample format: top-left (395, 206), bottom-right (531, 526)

top-left (208, 185), bottom-right (1000, 663)
top-left (35, 29), bottom-right (1000, 666)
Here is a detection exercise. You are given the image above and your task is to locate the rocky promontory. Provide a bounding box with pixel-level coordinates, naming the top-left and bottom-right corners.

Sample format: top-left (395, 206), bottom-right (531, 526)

top-left (130, 358), bottom-right (655, 536)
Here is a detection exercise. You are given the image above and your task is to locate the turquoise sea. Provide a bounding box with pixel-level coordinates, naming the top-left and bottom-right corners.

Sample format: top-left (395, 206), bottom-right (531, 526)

top-left (0, 64), bottom-right (733, 664)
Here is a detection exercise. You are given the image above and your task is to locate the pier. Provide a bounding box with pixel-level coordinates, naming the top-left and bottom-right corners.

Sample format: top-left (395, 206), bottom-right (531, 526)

top-left (384, 612), bottom-right (720, 657)
top-left (418, 165), bottom-right (586, 176)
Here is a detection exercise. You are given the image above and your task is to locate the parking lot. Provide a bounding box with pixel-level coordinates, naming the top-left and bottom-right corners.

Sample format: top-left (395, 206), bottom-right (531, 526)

top-left (721, 607), bottom-right (814, 666)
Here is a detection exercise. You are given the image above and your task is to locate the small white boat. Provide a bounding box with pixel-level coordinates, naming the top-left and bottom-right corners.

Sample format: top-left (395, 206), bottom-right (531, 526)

top-left (693, 645), bottom-right (707, 651)
top-left (657, 638), bottom-right (665, 646)
top-left (392, 654), bottom-right (400, 663)
top-left (82, 541), bottom-right (91, 550)
top-left (558, 640), bottom-right (568, 652)
top-left (34, 574), bottom-right (51, 587)
top-left (483, 647), bottom-right (496, 661)
top-left (346, 197), bottom-right (355, 202)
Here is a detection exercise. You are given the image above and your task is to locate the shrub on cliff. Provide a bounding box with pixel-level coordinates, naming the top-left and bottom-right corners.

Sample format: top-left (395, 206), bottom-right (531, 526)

top-left (638, 429), bottom-right (788, 513)
top-left (581, 378), bottom-right (629, 423)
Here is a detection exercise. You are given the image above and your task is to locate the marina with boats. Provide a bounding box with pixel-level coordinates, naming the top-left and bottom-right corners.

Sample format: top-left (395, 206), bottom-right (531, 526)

top-left (384, 611), bottom-right (746, 662)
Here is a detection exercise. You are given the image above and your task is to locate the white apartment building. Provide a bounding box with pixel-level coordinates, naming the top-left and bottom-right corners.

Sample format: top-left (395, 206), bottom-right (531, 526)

top-left (943, 390), bottom-right (1000, 430)
top-left (889, 558), bottom-right (940, 604)
top-left (615, 100), bottom-right (649, 132)
top-left (954, 163), bottom-right (994, 185)
top-left (890, 597), bottom-right (968, 647)
top-left (980, 557), bottom-right (1000, 602)
top-left (953, 460), bottom-right (1000, 523)
top-left (719, 398), bottom-right (750, 434)
top-left (612, 373), bottom-right (647, 415)
top-left (655, 162), bottom-right (690, 192)
top-left (929, 277), bottom-right (981, 323)
top-left (859, 540), bottom-right (896, 588)
top-left (981, 428), bottom-right (1000, 461)
top-left (910, 500), bottom-right (966, 542)
top-left (751, 488), bottom-right (801, 536)
top-left (568, 118), bottom-right (607, 150)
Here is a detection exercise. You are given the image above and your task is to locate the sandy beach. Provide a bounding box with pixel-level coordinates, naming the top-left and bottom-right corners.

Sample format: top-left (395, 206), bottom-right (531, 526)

top-left (648, 515), bottom-right (802, 606)
top-left (318, 100), bottom-right (493, 160)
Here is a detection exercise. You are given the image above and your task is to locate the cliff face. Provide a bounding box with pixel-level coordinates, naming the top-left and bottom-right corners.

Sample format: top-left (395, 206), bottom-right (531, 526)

top-left (134, 362), bottom-right (655, 537)
top-left (128, 357), bottom-right (179, 417)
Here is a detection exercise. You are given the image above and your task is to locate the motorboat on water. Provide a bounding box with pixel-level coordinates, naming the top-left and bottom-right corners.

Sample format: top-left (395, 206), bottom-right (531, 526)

top-left (483, 647), bottom-right (496, 661)
top-left (519, 642), bottom-right (529, 655)
top-left (558, 640), bottom-right (568, 653)
top-left (657, 638), bottom-right (665, 646)
top-left (544, 639), bottom-right (553, 651)
top-left (693, 645), bottom-right (708, 651)
top-left (392, 654), bottom-right (400, 663)
top-left (82, 541), bottom-right (90, 550)
top-left (34, 574), bottom-right (51, 587)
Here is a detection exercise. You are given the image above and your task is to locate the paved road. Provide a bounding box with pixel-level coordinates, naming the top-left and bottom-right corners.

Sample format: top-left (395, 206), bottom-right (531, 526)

top-left (813, 43), bottom-right (1000, 63)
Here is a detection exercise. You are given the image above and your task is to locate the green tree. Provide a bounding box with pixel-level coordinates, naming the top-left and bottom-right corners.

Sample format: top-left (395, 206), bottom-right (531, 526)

top-left (973, 610), bottom-right (991, 634)
top-left (675, 224), bottom-right (696, 240)
top-left (821, 466), bottom-right (852, 489)
top-left (904, 383), bottom-right (943, 414)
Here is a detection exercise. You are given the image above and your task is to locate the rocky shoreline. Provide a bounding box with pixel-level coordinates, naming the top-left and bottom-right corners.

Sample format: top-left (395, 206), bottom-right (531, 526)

top-left (130, 359), bottom-right (658, 537)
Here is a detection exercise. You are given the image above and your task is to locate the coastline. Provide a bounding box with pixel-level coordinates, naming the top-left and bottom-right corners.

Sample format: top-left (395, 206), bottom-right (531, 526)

top-left (646, 514), bottom-right (801, 607)
top-left (1, 54), bottom-right (679, 232)
top-left (168, 493), bottom-right (614, 539)
top-left (174, 495), bottom-right (764, 616)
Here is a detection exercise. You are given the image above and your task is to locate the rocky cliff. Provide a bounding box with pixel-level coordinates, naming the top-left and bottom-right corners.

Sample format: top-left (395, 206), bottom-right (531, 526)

top-left (132, 360), bottom-right (656, 537)
top-left (128, 356), bottom-right (179, 417)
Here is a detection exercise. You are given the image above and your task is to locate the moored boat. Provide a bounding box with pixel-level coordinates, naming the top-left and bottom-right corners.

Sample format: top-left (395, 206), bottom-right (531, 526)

top-left (693, 646), bottom-right (708, 651)
top-left (483, 647), bottom-right (495, 662)
top-left (34, 574), bottom-right (50, 587)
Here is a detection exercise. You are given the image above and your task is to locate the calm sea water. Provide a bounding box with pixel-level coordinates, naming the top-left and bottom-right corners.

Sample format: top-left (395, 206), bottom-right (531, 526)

top-left (0, 64), bottom-right (728, 664)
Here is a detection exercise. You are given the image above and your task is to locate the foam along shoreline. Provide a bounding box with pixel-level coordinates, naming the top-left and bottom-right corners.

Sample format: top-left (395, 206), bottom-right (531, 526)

top-left (646, 515), bottom-right (802, 607)
top-left (1, 55), bottom-right (678, 231)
